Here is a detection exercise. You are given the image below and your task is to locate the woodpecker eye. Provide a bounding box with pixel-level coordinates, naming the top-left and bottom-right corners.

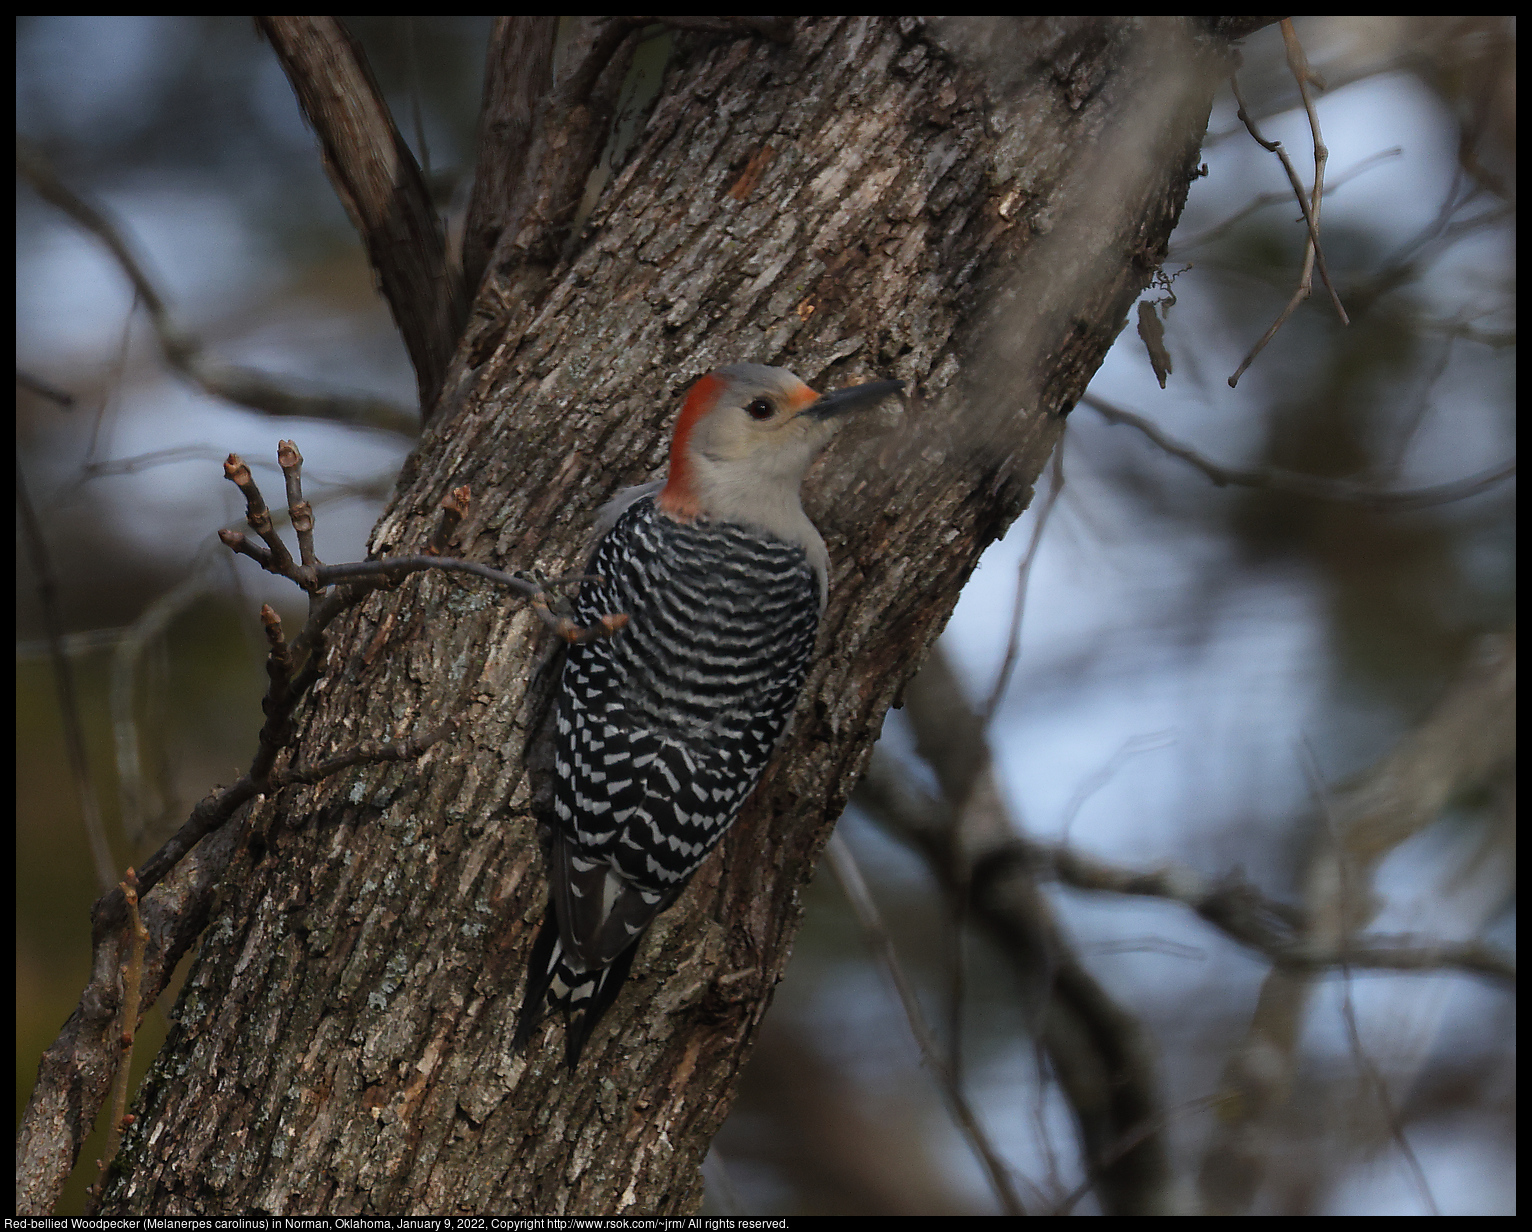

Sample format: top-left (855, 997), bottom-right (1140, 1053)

top-left (745, 398), bottom-right (775, 421)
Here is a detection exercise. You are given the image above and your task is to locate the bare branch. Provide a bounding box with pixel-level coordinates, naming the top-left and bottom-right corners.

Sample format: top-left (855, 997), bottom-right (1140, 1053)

top-left (277, 440), bottom-right (317, 569)
top-left (826, 832), bottom-right (1029, 1216)
top-left (1280, 18), bottom-right (1344, 321)
top-left (83, 870), bottom-right (149, 1215)
top-left (74, 445), bottom-right (230, 482)
top-left (18, 804), bottom-right (242, 1215)
top-left (181, 364), bottom-right (418, 436)
top-left (16, 137), bottom-right (178, 348)
top-left (1084, 394), bottom-right (1515, 510)
top-left (270, 719), bottom-right (461, 789)
top-left (1304, 741), bottom-right (1442, 1216)
top-left (1302, 938), bottom-right (1515, 982)
top-left (1226, 30), bottom-right (1350, 387)
top-left (1043, 842), bottom-right (1513, 983)
top-left (983, 439), bottom-right (1065, 723)
top-left (1200, 629), bottom-right (1516, 1213)
top-left (867, 649), bottom-right (1175, 1215)
top-left (17, 368), bottom-right (77, 406)
top-left (311, 554), bottom-right (542, 597)
top-left (220, 442), bottom-right (629, 646)
top-left (258, 17), bottom-right (465, 417)
top-left (223, 454), bottom-right (302, 582)
top-left (16, 138), bottom-right (417, 435)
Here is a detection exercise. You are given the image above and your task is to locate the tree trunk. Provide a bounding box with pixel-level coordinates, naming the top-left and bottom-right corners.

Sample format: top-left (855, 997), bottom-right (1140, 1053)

top-left (101, 17), bottom-right (1232, 1214)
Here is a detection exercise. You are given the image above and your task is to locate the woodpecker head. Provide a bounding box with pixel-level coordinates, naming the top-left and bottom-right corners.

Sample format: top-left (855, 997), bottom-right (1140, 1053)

top-left (657, 363), bottom-right (904, 524)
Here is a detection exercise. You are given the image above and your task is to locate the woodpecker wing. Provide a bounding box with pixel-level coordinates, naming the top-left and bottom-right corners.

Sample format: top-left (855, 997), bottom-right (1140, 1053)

top-left (525, 493), bottom-right (821, 1068)
top-left (551, 497), bottom-right (820, 889)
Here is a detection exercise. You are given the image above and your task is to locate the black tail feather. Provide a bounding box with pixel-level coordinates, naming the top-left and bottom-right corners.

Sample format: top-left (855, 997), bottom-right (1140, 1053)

top-left (562, 941), bottom-right (639, 1069)
top-left (511, 900), bottom-right (562, 1057)
top-left (513, 898), bottom-right (643, 1070)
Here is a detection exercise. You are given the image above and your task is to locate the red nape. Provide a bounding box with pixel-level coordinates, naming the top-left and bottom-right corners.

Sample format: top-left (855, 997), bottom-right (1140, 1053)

top-left (657, 371), bottom-right (725, 519)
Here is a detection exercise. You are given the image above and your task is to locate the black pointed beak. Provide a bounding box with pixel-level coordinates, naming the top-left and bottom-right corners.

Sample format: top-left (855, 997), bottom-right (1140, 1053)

top-left (803, 378), bottom-right (906, 421)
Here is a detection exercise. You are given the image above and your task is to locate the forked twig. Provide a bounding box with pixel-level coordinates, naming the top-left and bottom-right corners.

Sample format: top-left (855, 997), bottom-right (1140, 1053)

top-left (1227, 24), bottom-right (1350, 386)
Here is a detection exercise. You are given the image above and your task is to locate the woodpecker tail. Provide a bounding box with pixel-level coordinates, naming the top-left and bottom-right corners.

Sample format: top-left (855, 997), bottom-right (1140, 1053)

top-left (512, 899), bottom-right (641, 1070)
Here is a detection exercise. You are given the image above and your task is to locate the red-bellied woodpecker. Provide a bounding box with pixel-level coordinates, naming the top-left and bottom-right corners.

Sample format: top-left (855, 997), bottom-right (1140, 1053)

top-left (514, 362), bottom-right (904, 1068)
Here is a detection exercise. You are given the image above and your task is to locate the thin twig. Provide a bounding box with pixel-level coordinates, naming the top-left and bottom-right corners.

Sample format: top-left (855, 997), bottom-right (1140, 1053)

top-left (17, 462), bottom-right (117, 894)
top-left (87, 285), bottom-right (137, 469)
top-left (1084, 394), bottom-right (1515, 511)
top-left (84, 869), bottom-right (148, 1214)
top-left (219, 532), bottom-right (628, 645)
top-left (1044, 840), bottom-right (1514, 983)
top-left (826, 831), bottom-right (1029, 1216)
top-left (223, 455), bottom-right (300, 581)
top-left (17, 369), bottom-right (77, 406)
top-left (1229, 51), bottom-right (1347, 325)
top-left (1302, 741), bottom-right (1442, 1217)
top-left (74, 445), bottom-right (232, 482)
top-left (1226, 35), bottom-right (1350, 387)
top-left (944, 881), bottom-right (970, 1093)
top-left (1168, 147), bottom-right (1402, 258)
top-left (1056, 731), bottom-right (1176, 841)
top-left (272, 720), bottom-right (461, 789)
top-left (1281, 19), bottom-right (1345, 325)
top-left (277, 440), bottom-right (317, 570)
top-left (1375, 336), bottom-right (1456, 483)
top-left (219, 452), bottom-right (595, 625)
top-left (983, 439), bottom-right (1065, 723)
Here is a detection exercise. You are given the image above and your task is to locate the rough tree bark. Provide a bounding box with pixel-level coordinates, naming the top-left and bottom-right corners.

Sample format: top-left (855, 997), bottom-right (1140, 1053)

top-left (84, 16), bottom-right (1251, 1215)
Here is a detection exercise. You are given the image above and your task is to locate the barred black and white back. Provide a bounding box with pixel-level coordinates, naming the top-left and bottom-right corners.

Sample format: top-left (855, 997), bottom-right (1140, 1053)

top-left (514, 493), bottom-right (821, 1067)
